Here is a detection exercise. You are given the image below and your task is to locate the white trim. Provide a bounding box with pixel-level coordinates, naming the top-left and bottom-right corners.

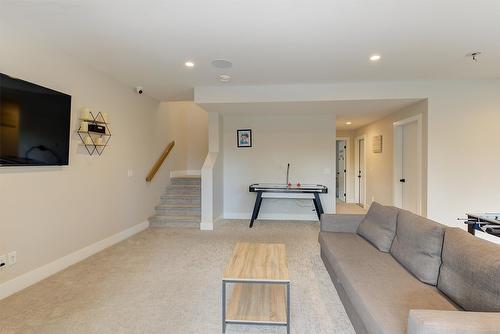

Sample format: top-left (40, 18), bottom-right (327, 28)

top-left (336, 137), bottom-right (350, 203)
top-left (200, 222), bottom-right (214, 230)
top-left (224, 212), bottom-right (318, 221)
top-left (354, 135), bottom-right (367, 208)
top-left (393, 114), bottom-right (423, 215)
top-left (170, 170), bottom-right (201, 178)
top-left (202, 214), bottom-right (224, 230)
top-left (0, 221), bottom-right (149, 301)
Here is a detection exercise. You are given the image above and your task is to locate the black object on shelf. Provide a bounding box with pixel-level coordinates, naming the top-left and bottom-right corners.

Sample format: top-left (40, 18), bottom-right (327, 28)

top-left (77, 111), bottom-right (112, 156)
top-left (88, 123), bottom-right (106, 134)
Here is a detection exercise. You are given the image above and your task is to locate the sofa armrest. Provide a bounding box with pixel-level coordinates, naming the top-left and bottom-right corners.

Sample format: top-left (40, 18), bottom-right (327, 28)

top-left (408, 310), bottom-right (500, 334)
top-left (320, 214), bottom-right (365, 233)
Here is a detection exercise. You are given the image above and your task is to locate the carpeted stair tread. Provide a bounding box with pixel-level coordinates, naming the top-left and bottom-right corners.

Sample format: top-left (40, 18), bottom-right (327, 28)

top-left (156, 203), bottom-right (201, 208)
top-left (150, 177), bottom-right (202, 228)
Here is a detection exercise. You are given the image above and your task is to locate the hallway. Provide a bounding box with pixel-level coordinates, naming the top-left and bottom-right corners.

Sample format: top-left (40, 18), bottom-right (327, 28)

top-left (336, 199), bottom-right (367, 214)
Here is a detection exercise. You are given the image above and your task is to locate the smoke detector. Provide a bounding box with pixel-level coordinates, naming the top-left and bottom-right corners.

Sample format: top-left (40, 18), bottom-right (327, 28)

top-left (466, 52), bottom-right (482, 62)
top-left (211, 59), bottom-right (233, 69)
top-left (218, 74), bottom-right (231, 82)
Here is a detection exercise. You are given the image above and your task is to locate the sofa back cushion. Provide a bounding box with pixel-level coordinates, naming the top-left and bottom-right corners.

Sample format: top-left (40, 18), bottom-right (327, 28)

top-left (357, 202), bottom-right (399, 252)
top-left (438, 228), bottom-right (500, 311)
top-left (390, 210), bottom-right (445, 285)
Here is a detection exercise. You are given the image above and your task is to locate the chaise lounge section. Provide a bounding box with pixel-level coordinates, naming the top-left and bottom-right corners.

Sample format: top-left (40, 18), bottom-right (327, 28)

top-left (319, 202), bottom-right (500, 334)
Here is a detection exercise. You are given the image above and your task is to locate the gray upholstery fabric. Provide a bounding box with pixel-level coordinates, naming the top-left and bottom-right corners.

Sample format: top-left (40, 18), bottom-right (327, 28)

top-left (408, 310), bottom-right (500, 334)
top-left (390, 210), bottom-right (446, 285)
top-left (438, 228), bottom-right (500, 312)
top-left (320, 213), bottom-right (365, 233)
top-left (321, 250), bottom-right (370, 334)
top-left (357, 202), bottom-right (399, 252)
top-left (319, 232), bottom-right (458, 334)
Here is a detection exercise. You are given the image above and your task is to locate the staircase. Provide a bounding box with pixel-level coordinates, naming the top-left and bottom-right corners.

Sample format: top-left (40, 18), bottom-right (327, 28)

top-left (149, 176), bottom-right (201, 228)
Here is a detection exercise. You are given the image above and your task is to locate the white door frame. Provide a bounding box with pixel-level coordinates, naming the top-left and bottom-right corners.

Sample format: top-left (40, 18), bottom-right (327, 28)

top-left (336, 137), bottom-right (350, 202)
top-left (393, 114), bottom-right (423, 215)
top-left (354, 135), bottom-right (367, 207)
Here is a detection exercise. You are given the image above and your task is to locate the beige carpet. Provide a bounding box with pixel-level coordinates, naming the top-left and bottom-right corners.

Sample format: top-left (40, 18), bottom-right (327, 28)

top-left (0, 220), bottom-right (354, 334)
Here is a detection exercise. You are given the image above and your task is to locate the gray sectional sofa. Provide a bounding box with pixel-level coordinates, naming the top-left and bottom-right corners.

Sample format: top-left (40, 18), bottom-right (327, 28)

top-left (319, 202), bottom-right (500, 334)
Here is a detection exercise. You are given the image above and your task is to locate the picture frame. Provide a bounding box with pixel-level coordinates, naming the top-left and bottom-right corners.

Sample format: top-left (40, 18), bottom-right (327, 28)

top-left (237, 129), bottom-right (252, 148)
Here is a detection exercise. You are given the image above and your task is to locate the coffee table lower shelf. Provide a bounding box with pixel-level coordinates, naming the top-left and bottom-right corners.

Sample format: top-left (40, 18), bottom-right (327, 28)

top-left (223, 282), bottom-right (290, 333)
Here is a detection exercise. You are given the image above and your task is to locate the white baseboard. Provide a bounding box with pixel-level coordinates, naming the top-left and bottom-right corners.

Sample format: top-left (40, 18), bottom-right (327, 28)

top-left (170, 170), bottom-right (201, 177)
top-left (224, 212), bottom-right (318, 221)
top-left (200, 214), bottom-right (223, 231)
top-left (200, 222), bottom-right (213, 231)
top-left (0, 221), bottom-right (149, 301)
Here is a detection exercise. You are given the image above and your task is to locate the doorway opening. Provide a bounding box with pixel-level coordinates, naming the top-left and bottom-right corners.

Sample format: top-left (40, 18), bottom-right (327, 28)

top-left (335, 98), bottom-right (427, 215)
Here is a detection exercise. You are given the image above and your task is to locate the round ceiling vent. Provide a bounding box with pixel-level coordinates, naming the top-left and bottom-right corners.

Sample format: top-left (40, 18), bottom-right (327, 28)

top-left (211, 59), bottom-right (233, 69)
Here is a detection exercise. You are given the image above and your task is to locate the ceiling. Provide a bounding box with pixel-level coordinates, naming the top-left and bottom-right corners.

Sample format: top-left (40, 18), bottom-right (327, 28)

top-left (200, 98), bottom-right (422, 130)
top-left (1, 1), bottom-right (499, 101)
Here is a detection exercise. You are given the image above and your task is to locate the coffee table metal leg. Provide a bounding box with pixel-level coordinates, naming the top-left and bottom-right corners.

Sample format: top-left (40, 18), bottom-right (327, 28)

top-left (222, 281), bottom-right (226, 333)
top-left (287, 282), bottom-right (291, 334)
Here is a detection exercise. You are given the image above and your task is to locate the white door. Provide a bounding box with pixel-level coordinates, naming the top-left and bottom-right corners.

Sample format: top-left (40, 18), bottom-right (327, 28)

top-left (358, 138), bottom-right (365, 208)
top-left (401, 121), bottom-right (418, 213)
top-left (336, 140), bottom-right (346, 202)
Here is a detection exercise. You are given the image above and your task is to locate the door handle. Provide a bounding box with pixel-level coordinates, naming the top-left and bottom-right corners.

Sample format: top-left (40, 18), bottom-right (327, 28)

top-left (400, 179), bottom-right (406, 183)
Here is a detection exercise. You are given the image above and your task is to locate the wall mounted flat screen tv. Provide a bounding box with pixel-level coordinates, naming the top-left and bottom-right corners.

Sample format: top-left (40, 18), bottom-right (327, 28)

top-left (0, 73), bottom-right (71, 166)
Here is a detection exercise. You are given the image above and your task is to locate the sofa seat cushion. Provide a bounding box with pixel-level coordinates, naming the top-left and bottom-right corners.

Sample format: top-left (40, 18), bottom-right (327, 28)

top-left (357, 202), bottom-right (399, 252)
top-left (390, 210), bottom-right (446, 285)
top-left (319, 232), bottom-right (459, 334)
top-left (438, 228), bottom-right (500, 312)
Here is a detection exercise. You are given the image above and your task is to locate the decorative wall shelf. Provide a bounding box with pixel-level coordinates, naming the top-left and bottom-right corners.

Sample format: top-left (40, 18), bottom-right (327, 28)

top-left (77, 110), bottom-right (112, 156)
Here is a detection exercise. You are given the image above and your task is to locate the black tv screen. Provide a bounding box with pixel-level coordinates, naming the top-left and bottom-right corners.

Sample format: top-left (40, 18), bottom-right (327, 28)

top-left (0, 73), bottom-right (71, 166)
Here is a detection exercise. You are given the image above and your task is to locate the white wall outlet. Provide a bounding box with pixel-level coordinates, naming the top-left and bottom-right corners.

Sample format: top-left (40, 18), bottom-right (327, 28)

top-left (8, 251), bottom-right (16, 266)
top-left (127, 169), bottom-right (134, 177)
top-left (0, 255), bottom-right (6, 269)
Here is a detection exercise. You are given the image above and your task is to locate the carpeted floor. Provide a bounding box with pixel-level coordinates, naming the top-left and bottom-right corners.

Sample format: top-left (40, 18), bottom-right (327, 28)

top-left (0, 220), bottom-right (355, 334)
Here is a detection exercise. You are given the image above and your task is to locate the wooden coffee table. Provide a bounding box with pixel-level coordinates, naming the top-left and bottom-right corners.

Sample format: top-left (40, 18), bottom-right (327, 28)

top-left (222, 242), bottom-right (290, 333)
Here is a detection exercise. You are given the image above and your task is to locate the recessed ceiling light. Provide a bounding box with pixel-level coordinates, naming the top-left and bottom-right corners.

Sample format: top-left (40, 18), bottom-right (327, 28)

top-left (218, 74), bottom-right (231, 82)
top-left (346, 121), bottom-right (352, 125)
top-left (370, 54), bottom-right (381, 62)
top-left (185, 61), bottom-right (195, 68)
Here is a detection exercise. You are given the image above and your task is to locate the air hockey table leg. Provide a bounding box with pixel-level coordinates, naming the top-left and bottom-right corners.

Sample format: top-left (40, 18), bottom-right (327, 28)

top-left (250, 191), bottom-right (263, 228)
top-left (313, 193), bottom-right (324, 220)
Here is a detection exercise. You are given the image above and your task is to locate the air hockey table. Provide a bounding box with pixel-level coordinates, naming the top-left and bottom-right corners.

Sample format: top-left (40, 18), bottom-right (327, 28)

top-left (248, 183), bottom-right (328, 228)
top-left (464, 213), bottom-right (500, 237)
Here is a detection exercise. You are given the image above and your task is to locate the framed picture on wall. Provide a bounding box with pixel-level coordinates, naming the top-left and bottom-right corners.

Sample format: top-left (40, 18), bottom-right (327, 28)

top-left (237, 129), bottom-right (252, 148)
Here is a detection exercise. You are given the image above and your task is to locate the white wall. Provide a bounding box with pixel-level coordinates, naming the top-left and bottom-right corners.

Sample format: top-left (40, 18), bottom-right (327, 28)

top-left (223, 113), bottom-right (336, 220)
top-left (0, 26), bottom-right (170, 287)
top-left (201, 112), bottom-right (223, 229)
top-left (157, 102), bottom-right (208, 173)
top-left (196, 80), bottom-right (500, 233)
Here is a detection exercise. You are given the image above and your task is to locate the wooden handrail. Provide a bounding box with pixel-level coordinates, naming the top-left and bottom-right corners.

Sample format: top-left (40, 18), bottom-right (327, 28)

top-left (146, 141), bottom-right (175, 182)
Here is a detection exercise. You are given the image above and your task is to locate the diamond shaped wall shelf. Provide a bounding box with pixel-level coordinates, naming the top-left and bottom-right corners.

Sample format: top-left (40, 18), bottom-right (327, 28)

top-left (77, 109), bottom-right (112, 156)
